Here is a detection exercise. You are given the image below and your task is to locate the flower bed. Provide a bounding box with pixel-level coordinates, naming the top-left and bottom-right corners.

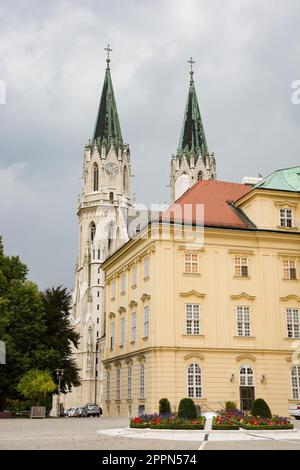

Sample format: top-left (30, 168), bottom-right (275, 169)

top-left (221, 410), bottom-right (294, 430)
top-left (130, 414), bottom-right (206, 430)
top-left (212, 415), bottom-right (239, 430)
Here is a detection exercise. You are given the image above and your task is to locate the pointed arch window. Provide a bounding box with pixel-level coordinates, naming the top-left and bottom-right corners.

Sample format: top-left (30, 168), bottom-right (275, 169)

top-left (197, 171), bottom-right (203, 181)
top-left (93, 163), bottom-right (99, 191)
top-left (90, 222), bottom-right (96, 241)
top-left (123, 166), bottom-right (128, 192)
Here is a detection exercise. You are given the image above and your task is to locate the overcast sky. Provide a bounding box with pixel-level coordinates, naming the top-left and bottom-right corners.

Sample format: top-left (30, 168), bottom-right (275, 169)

top-left (0, 0), bottom-right (299, 290)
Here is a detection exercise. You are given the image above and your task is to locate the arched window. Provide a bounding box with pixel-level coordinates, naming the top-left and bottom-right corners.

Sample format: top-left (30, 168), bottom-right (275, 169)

top-left (123, 166), bottom-right (128, 192)
top-left (90, 222), bottom-right (96, 241)
top-left (93, 163), bottom-right (99, 191)
top-left (187, 363), bottom-right (202, 398)
top-left (109, 191), bottom-right (114, 203)
top-left (240, 365), bottom-right (254, 386)
top-left (291, 366), bottom-right (300, 399)
top-left (197, 171), bottom-right (203, 181)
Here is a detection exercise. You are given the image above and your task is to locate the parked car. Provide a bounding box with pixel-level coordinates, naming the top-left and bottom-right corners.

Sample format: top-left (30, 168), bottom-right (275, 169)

top-left (289, 403), bottom-right (300, 420)
top-left (86, 404), bottom-right (101, 417)
top-left (76, 406), bottom-right (88, 417)
top-left (68, 407), bottom-right (78, 417)
top-left (64, 408), bottom-right (71, 417)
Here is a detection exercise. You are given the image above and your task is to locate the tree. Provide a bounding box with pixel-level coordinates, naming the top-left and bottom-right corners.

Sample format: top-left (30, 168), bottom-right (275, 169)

top-left (159, 398), bottom-right (171, 415)
top-left (178, 398), bottom-right (197, 419)
top-left (251, 398), bottom-right (272, 418)
top-left (41, 286), bottom-right (80, 392)
top-left (17, 369), bottom-right (56, 406)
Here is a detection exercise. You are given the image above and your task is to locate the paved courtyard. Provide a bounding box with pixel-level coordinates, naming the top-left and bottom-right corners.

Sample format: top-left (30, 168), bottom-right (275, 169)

top-left (0, 417), bottom-right (300, 450)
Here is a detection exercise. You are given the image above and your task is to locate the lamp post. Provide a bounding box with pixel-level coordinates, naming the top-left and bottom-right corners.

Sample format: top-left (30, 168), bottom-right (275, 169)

top-left (56, 369), bottom-right (64, 417)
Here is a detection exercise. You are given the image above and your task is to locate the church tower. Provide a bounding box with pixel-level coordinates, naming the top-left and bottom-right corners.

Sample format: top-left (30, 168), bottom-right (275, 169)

top-left (170, 58), bottom-right (216, 202)
top-left (66, 47), bottom-right (133, 408)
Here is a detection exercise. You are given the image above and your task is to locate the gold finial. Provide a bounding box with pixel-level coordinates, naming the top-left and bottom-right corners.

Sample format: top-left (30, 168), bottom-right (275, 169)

top-left (104, 44), bottom-right (113, 69)
top-left (187, 57), bottom-right (195, 81)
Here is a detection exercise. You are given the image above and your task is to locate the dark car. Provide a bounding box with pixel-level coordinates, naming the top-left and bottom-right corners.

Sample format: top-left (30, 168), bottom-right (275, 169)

top-left (86, 404), bottom-right (102, 417)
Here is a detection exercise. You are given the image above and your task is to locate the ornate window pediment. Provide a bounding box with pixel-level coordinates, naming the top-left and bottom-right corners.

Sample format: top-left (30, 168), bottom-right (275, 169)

top-left (137, 354), bottom-right (146, 363)
top-left (129, 300), bottom-right (138, 309)
top-left (118, 306), bottom-right (126, 314)
top-left (184, 353), bottom-right (205, 362)
top-left (141, 293), bottom-right (151, 302)
top-left (280, 294), bottom-right (300, 302)
top-left (235, 354), bottom-right (256, 363)
top-left (230, 292), bottom-right (255, 301)
top-left (180, 290), bottom-right (206, 298)
top-left (108, 311), bottom-right (116, 319)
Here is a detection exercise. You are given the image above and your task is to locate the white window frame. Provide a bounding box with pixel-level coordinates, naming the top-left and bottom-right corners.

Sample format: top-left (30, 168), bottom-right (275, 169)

top-left (286, 308), bottom-right (300, 338)
top-left (116, 368), bottom-right (121, 400)
top-left (184, 253), bottom-right (198, 274)
top-left (110, 321), bottom-right (115, 350)
top-left (120, 317), bottom-right (125, 346)
top-left (239, 364), bottom-right (254, 386)
top-left (280, 208), bottom-right (293, 228)
top-left (144, 306), bottom-right (149, 338)
top-left (283, 260), bottom-right (297, 280)
top-left (132, 265), bottom-right (137, 286)
top-left (291, 366), bottom-right (300, 399)
top-left (187, 363), bottom-right (202, 398)
top-left (131, 312), bottom-right (137, 342)
top-left (185, 304), bottom-right (200, 335)
top-left (236, 306), bottom-right (251, 337)
top-left (234, 257), bottom-right (249, 277)
top-left (144, 256), bottom-right (149, 278)
top-left (106, 371), bottom-right (110, 400)
top-left (140, 363), bottom-right (145, 399)
top-left (128, 367), bottom-right (132, 400)
top-left (120, 272), bottom-right (126, 293)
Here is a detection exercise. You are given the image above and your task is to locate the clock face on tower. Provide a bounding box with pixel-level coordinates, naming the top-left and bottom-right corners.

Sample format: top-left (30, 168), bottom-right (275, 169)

top-left (105, 162), bottom-right (119, 176)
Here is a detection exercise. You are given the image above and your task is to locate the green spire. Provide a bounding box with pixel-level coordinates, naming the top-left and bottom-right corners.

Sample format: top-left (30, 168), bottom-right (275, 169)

top-left (93, 46), bottom-right (123, 147)
top-left (178, 59), bottom-right (208, 162)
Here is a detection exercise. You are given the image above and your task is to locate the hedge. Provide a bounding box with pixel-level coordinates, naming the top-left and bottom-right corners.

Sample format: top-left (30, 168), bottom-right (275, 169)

top-left (230, 420), bottom-right (294, 430)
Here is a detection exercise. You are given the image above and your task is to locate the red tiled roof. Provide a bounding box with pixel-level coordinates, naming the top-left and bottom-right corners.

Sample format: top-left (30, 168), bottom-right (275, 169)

top-left (163, 180), bottom-right (253, 229)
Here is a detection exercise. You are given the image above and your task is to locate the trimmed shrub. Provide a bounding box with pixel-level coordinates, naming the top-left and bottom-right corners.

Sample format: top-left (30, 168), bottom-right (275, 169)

top-left (178, 398), bottom-right (197, 420)
top-left (225, 401), bottom-right (237, 411)
top-left (159, 398), bottom-right (171, 415)
top-left (251, 398), bottom-right (272, 419)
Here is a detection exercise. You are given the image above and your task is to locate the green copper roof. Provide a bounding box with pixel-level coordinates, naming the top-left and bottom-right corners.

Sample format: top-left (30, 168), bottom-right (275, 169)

top-left (255, 166), bottom-right (300, 192)
top-left (93, 66), bottom-right (123, 146)
top-left (178, 78), bottom-right (208, 162)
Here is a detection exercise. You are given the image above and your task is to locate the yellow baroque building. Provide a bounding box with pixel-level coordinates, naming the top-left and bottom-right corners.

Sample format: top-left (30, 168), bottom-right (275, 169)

top-left (101, 168), bottom-right (300, 417)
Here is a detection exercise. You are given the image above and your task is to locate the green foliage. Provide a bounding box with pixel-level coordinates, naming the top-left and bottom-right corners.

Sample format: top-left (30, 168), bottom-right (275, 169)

top-left (251, 398), bottom-right (272, 419)
top-left (225, 401), bottom-right (237, 411)
top-left (17, 369), bottom-right (56, 406)
top-left (178, 398), bottom-right (197, 420)
top-left (159, 398), bottom-right (171, 414)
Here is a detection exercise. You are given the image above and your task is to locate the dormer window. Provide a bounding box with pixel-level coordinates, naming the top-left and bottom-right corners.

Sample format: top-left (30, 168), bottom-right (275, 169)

top-left (280, 208), bottom-right (293, 228)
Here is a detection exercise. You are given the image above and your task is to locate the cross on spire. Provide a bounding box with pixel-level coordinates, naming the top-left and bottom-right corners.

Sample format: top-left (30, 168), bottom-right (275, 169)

top-left (104, 44), bottom-right (113, 68)
top-left (187, 57), bottom-right (195, 81)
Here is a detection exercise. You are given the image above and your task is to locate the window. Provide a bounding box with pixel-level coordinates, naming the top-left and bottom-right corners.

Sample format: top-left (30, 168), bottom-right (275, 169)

top-left (236, 306), bottom-right (251, 337)
top-left (97, 304), bottom-right (99, 310)
top-left (132, 265), bottom-right (137, 286)
top-left (106, 371), bottom-right (110, 400)
top-left (93, 163), bottom-right (99, 191)
top-left (184, 253), bottom-right (198, 273)
top-left (197, 171), bottom-right (203, 181)
top-left (97, 291), bottom-right (100, 297)
top-left (187, 363), bottom-right (202, 398)
top-left (110, 321), bottom-right (115, 350)
top-left (111, 280), bottom-right (115, 298)
top-left (283, 260), bottom-right (297, 279)
top-left (120, 272), bottom-right (126, 293)
top-left (234, 257), bottom-right (249, 277)
top-left (120, 318), bottom-right (125, 346)
top-left (128, 367), bottom-right (132, 400)
top-left (109, 191), bottom-right (114, 203)
top-left (185, 304), bottom-right (200, 335)
top-left (97, 249), bottom-right (101, 260)
top-left (291, 366), bottom-right (300, 399)
top-left (144, 256), bottom-right (149, 278)
top-left (131, 313), bottom-right (137, 342)
top-left (144, 306), bottom-right (149, 338)
top-left (116, 368), bottom-right (121, 400)
top-left (286, 308), bottom-right (300, 338)
top-left (240, 365), bottom-right (254, 386)
top-left (140, 364), bottom-right (145, 399)
top-left (97, 317), bottom-right (99, 324)
top-left (90, 222), bottom-right (96, 241)
top-left (280, 208), bottom-right (293, 228)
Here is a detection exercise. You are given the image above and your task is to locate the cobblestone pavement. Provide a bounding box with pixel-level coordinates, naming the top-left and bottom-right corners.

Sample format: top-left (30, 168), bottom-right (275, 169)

top-left (0, 417), bottom-right (299, 450)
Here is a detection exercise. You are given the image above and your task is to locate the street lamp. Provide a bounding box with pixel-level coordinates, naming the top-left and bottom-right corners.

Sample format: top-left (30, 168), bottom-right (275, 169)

top-left (56, 369), bottom-right (64, 417)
